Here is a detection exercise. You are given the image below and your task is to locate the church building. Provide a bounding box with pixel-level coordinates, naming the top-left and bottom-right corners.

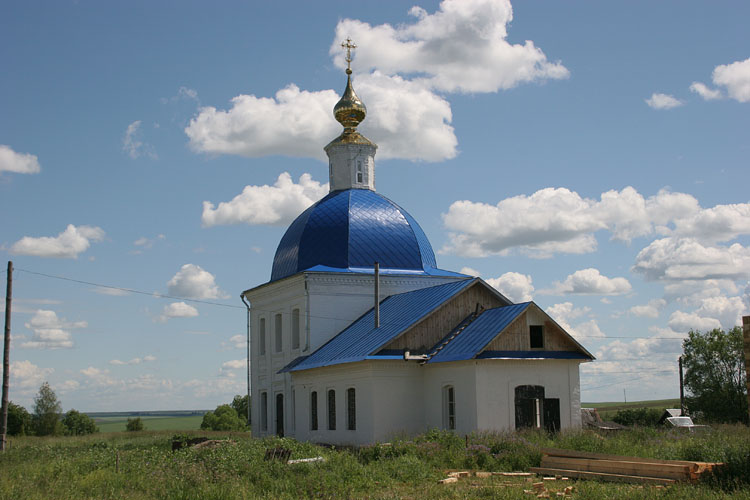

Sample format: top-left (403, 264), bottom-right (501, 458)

top-left (242, 42), bottom-right (593, 445)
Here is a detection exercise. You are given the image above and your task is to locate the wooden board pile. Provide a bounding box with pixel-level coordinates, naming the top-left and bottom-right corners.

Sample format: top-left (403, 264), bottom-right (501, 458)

top-left (530, 448), bottom-right (722, 485)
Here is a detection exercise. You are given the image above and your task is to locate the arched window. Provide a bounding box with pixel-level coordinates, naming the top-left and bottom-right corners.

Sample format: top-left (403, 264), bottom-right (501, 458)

top-left (327, 389), bottom-right (336, 430)
top-left (310, 391), bottom-right (318, 431)
top-left (442, 385), bottom-right (455, 430)
top-left (260, 391), bottom-right (268, 431)
top-left (347, 388), bottom-right (356, 430)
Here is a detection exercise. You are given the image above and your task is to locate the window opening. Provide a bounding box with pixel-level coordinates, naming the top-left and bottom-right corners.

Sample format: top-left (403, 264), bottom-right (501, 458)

top-left (356, 160), bottom-right (363, 183)
top-left (327, 389), bottom-right (336, 430)
top-left (292, 308), bottom-right (300, 349)
top-left (529, 325), bottom-right (544, 349)
top-left (261, 392), bottom-right (268, 431)
top-left (443, 385), bottom-right (455, 430)
top-left (275, 393), bottom-right (284, 437)
top-left (275, 313), bottom-right (282, 352)
top-left (347, 388), bottom-right (356, 430)
top-left (310, 391), bottom-right (318, 431)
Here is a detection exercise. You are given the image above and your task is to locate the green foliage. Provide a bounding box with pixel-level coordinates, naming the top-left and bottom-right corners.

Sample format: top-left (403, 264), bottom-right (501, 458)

top-left (61, 409), bottom-right (98, 436)
top-left (6, 401), bottom-right (32, 436)
top-left (682, 327), bottom-right (748, 424)
top-left (200, 404), bottom-right (247, 431)
top-left (32, 382), bottom-right (63, 436)
top-left (230, 394), bottom-right (250, 425)
top-left (126, 417), bottom-right (144, 431)
top-left (612, 408), bottom-right (663, 427)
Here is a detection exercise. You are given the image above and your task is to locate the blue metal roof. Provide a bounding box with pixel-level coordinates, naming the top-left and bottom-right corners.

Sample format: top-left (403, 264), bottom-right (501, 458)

top-left (476, 351), bottom-right (591, 360)
top-left (282, 278), bottom-right (475, 372)
top-left (271, 189), bottom-right (439, 282)
top-left (427, 303), bottom-right (531, 364)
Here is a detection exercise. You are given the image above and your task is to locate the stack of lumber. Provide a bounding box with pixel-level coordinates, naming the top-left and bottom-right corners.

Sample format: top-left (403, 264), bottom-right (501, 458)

top-left (530, 448), bottom-right (722, 485)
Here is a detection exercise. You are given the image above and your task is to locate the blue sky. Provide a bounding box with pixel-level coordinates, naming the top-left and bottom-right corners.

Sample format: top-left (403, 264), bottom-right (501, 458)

top-left (1, 0), bottom-right (748, 412)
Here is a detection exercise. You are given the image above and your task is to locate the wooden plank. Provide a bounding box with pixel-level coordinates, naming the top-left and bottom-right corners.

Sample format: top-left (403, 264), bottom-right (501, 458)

top-left (541, 456), bottom-right (690, 480)
top-left (540, 448), bottom-right (699, 467)
top-left (530, 467), bottom-right (676, 485)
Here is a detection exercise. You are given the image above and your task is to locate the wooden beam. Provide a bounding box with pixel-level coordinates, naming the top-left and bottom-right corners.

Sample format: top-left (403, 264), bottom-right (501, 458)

top-left (530, 467), bottom-right (675, 485)
top-left (540, 448), bottom-right (698, 466)
top-left (541, 456), bottom-right (691, 480)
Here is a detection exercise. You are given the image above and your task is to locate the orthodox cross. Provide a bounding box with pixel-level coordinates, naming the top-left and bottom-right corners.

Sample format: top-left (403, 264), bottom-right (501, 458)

top-left (341, 38), bottom-right (356, 72)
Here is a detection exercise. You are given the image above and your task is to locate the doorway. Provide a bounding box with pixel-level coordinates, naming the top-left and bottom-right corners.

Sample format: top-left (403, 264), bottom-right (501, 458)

top-left (514, 385), bottom-right (560, 432)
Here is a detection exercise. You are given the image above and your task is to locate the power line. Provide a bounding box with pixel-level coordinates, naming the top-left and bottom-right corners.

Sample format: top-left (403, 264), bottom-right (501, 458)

top-left (17, 268), bottom-right (244, 309)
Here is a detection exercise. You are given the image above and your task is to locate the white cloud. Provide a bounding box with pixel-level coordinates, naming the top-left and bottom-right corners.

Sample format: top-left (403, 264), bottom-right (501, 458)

top-left (712, 57), bottom-right (750, 103)
top-left (645, 93), bottom-right (683, 109)
top-left (332, 0), bottom-right (568, 93)
top-left (694, 295), bottom-right (745, 330)
top-left (109, 355), bottom-right (157, 366)
top-left (80, 366), bottom-right (117, 386)
top-left (220, 359), bottom-right (247, 377)
top-left (10, 224), bottom-right (105, 258)
top-left (92, 286), bottom-right (130, 296)
top-left (133, 234), bottom-right (165, 250)
top-left (629, 298), bottom-right (667, 318)
top-left (667, 310), bottom-right (722, 333)
top-left (202, 172), bottom-right (328, 227)
top-left (485, 272), bottom-right (534, 302)
top-left (573, 319), bottom-right (606, 339)
top-left (543, 268), bottom-right (631, 295)
top-left (664, 279), bottom-right (738, 306)
top-left (156, 302), bottom-right (199, 323)
top-left (689, 82), bottom-right (722, 100)
top-left (122, 120), bottom-right (156, 159)
top-left (10, 360), bottom-right (53, 389)
top-left (632, 238), bottom-right (750, 282)
top-left (459, 267), bottom-right (481, 276)
top-left (547, 302), bottom-right (597, 338)
top-left (229, 334), bottom-right (245, 349)
top-left (441, 186), bottom-right (750, 258)
top-left (0, 144), bottom-right (41, 174)
top-left (21, 309), bottom-right (86, 349)
top-left (186, 74), bottom-right (457, 162)
top-left (167, 264), bottom-right (228, 299)
top-left (595, 336), bottom-right (682, 362)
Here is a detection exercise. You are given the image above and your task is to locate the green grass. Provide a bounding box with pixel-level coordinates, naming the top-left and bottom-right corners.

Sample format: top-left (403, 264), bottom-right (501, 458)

top-left (2, 426), bottom-right (749, 499)
top-left (94, 415), bottom-right (204, 433)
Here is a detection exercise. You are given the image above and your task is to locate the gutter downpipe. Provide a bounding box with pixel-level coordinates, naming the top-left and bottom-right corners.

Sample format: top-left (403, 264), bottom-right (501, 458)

top-left (241, 293), bottom-right (251, 427)
top-left (304, 276), bottom-right (311, 352)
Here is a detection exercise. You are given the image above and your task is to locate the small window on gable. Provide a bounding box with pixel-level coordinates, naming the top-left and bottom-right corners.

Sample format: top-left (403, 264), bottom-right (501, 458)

top-left (275, 313), bottom-right (282, 352)
top-left (530, 325), bottom-right (544, 349)
top-left (259, 317), bottom-right (266, 355)
top-left (443, 385), bottom-right (455, 430)
top-left (310, 391), bottom-right (318, 431)
top-left (292, 308), bottom-right (300, 349)
top-left (356, 160), bottom-right (363, 183)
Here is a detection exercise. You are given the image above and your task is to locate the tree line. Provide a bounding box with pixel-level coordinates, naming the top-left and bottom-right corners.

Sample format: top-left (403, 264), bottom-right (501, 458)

top-left (6, 382), bottom-right (98, 436)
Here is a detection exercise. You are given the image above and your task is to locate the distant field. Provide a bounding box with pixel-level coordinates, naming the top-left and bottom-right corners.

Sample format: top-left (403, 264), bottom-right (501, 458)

top-left (94, 415), bottom-right (204, 433)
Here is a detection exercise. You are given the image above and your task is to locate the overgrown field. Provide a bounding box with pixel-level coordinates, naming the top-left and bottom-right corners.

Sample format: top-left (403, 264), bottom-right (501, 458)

top-left (95, 415), bottom-right (204, 433)
top-left (1, 426), bottom-right (749, 500)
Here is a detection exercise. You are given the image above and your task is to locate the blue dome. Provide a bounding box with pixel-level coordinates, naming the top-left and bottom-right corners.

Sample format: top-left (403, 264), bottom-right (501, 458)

top-left (271, 189), bottom-right (438, 281)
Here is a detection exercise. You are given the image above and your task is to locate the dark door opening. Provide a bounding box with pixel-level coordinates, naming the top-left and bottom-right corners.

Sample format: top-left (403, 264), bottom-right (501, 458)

top-left (275, 393), bottom-right (284, 437)
top-left (515, 385), bottom-right (559, 432)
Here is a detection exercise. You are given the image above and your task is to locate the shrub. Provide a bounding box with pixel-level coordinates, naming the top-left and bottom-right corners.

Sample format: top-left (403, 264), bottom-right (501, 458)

top-left (6, 401), bottom-right (32, 436)
top-left (126, 417), bottom-right (144, 431)
top-left (612, 408), bottom-right (662, 427)
top-left (62, 409), bottom-right (98, 435)
top-left (200, 404), bottom-right (246, 431)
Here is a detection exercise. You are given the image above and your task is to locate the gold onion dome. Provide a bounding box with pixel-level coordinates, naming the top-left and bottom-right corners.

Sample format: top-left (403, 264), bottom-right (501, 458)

top-left (334, 69), bottom-right (367, 131)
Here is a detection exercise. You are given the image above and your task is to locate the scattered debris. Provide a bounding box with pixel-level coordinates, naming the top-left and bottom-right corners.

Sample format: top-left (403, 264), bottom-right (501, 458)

top-left (288, 456), bottom-right (325, 464)
top-left (438, 477), bottom-right (458, 484)
top-left (264, 446), bottom-right (292, 463)
top-left (171, 437), bottom-right (209, 451)
top-left (192, 439), bottom-right (234, 450)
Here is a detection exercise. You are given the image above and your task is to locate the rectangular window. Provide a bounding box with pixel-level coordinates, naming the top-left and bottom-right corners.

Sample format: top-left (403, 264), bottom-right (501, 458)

top-left (530, 325), bottom-right (544, 349)
top-left (275, 313), bottom-right (282, 352)
top-left (347, 388), bottom-right (356, 430)
top-left (327, 389), bottom-right (336, 430)
top-left (443, 386), bottom-right (455, 430)
top-left (261, 392), bottom-right (268, 431)
top-left (291, 389), bottom-right (296, 432)
top-left (259, 318), bottom-right (266, 355)
top-left (292, 308), bottom-right (300, 349)
top-left (356, 161), bottom-right (363, 183)
top-left (310, 391), bottom-right (318, 431)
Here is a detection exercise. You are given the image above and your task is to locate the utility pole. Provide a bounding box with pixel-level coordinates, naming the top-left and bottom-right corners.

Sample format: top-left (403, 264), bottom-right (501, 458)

top-left (743, 316), bottom-right (749, 426)
top-left (679, 356), bottom-right (685, 416)
top-left (1, 261), bottom-right (13, 451)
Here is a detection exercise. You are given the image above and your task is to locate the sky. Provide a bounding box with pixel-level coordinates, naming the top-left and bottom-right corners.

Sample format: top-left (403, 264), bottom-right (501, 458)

top-left (1, 0), bottom-right (749, 412)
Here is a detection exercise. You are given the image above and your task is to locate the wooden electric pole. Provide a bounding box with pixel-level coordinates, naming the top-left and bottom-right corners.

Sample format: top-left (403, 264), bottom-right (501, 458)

top-left (679, 356), bottom-right (685, 416)
top-left (743, 316), bottom-right (749, 426)
top-left (1, 261), bottom-right (13, 451)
